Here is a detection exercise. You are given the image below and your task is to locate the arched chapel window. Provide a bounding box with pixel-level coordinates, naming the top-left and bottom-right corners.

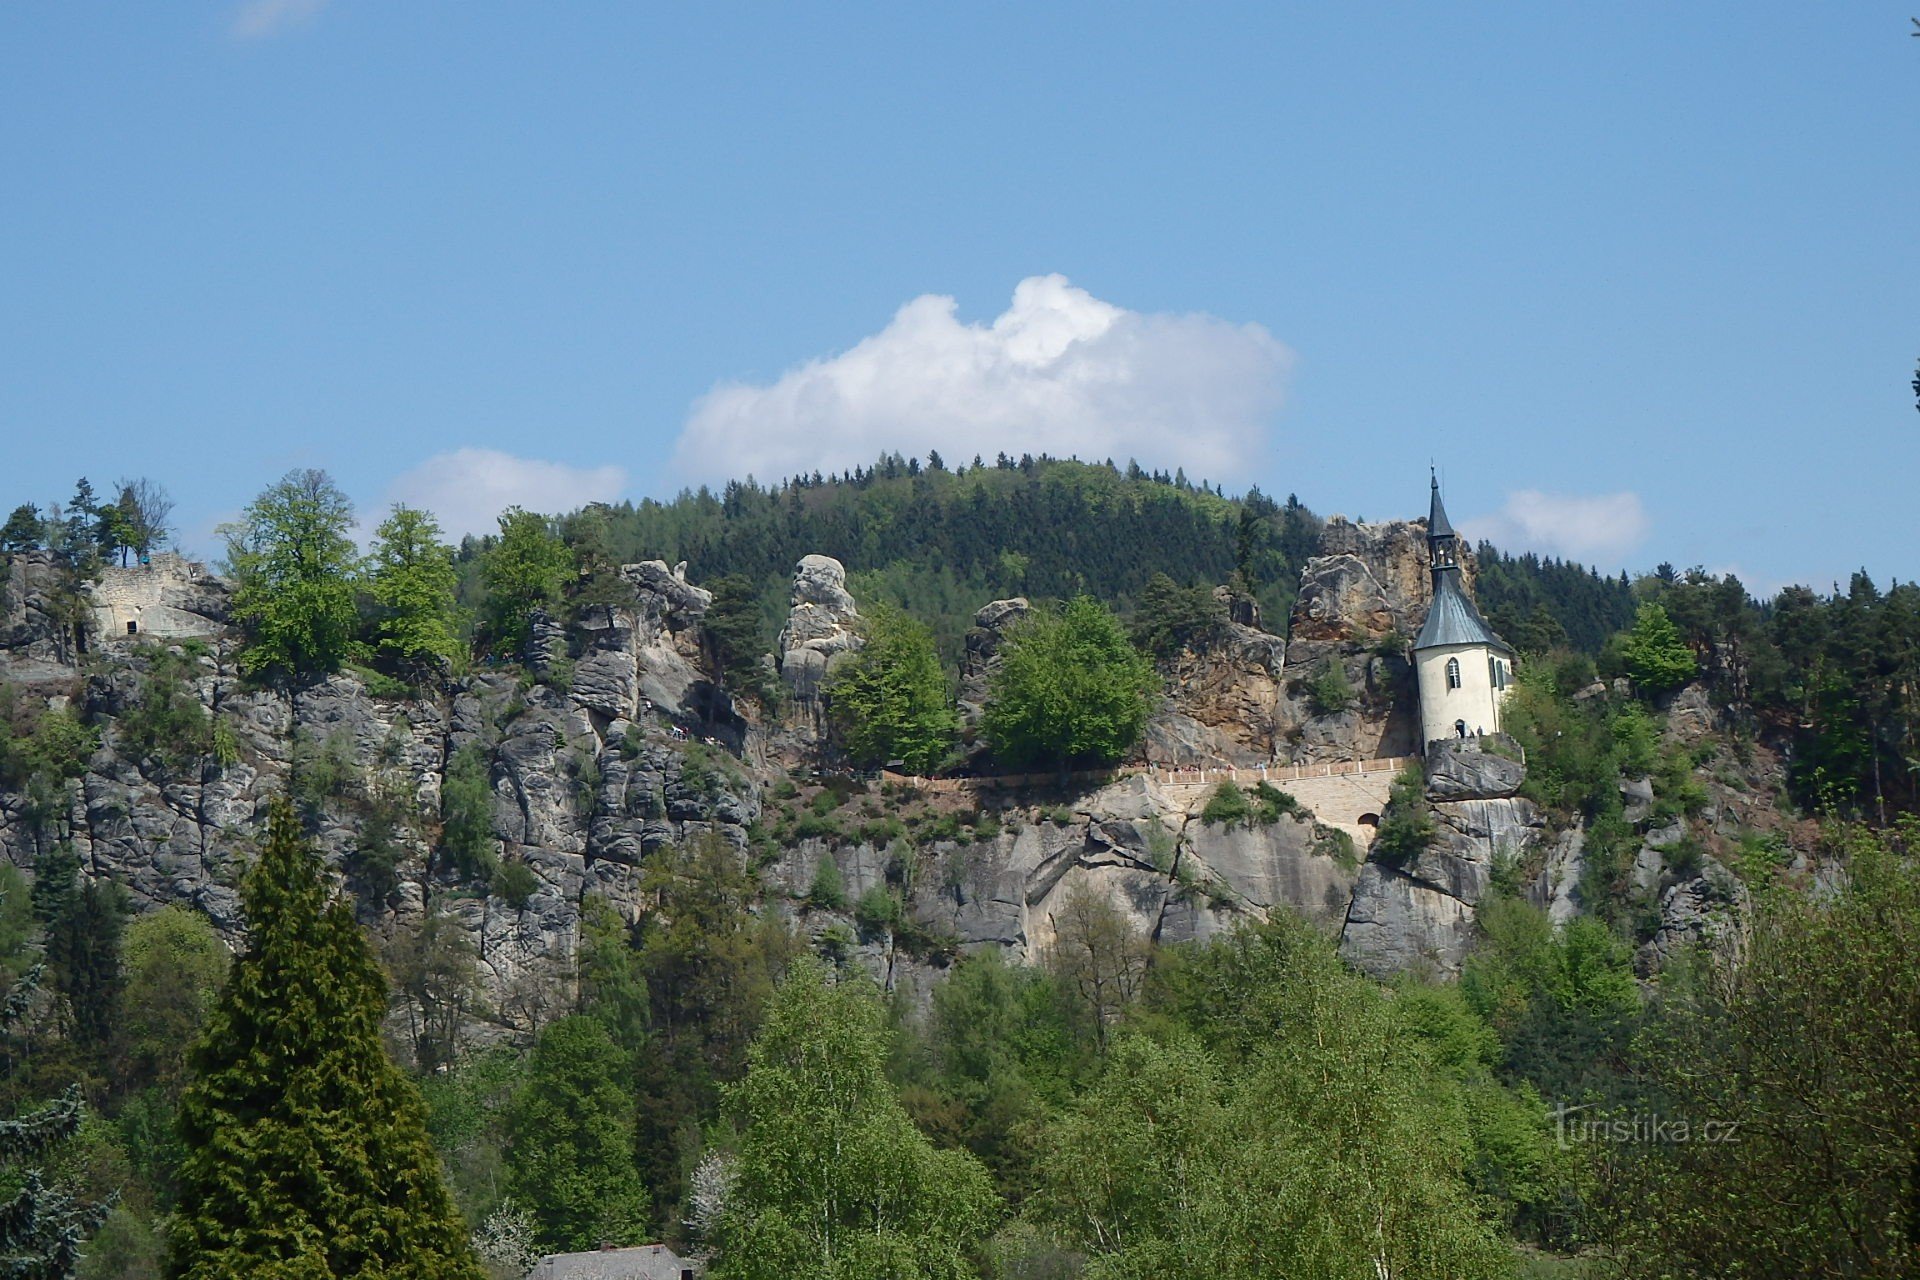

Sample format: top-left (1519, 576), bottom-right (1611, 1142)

top-left (1445, 657), bottom-right (1461, 690)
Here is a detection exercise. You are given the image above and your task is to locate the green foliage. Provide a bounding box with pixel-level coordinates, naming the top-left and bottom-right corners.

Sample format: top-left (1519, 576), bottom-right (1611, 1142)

top-left (806, 857), bottom-right (846, 911)
top-left (1250, 780), bottom-right (1301, 821)
top-left (367, 504), bottom-right (464, 681)
top-left (1371, 763), bottom-right (1435, 866)
top-left (226, 468), bottom-right (361, 680)
top-left (1199, 780), bottom-right (1253, 828)
top-left (488, 859), bottom-right (538, 908)
top-left (505, 1015), bottom-right (649, 1254)
top-left (1127, 572), bottom-right (1225, 663)
top-left (826, 604), bottom-right (958, 773)
top-left (480, 507), bottom-right (570, 657)
top-left (287, 729), bottom-right (358, 824)
top-left (115, 645), bottom-right (212, 773)
top-left (702, 573), bottom-right (779, 705)
top-left (983, 596), bottom-right (1159, 770)
top-left (1306, 657), bottom-right (1356, 714)
top-left (121, 907), bottom-right (228, 1096)
top-left (1, 503), bottom-right (43, 553)
top-left (629, 834), bottom-right (799, 1214)
top-left (167, 799), bottom-right (483, 1278)
top-left (440, 745), bottom-right (499, 879)
top-left (1197, 783), bottom-right (1303, 831)
top-left (1039, 917), bottom-right (1513, 1278)
top-left (1619, 601), bottom-right (1696, 697)
top-left (1601, 824), bottom-right (1920, 1276)
top-left (563, 503), bottom-right (636, 627)
top-left (714, 959), bottom-right (999, 1280)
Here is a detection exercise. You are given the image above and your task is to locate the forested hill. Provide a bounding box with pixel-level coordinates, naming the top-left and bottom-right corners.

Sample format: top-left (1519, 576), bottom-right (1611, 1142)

top-left (493, 453), bottom-right (1637, 658)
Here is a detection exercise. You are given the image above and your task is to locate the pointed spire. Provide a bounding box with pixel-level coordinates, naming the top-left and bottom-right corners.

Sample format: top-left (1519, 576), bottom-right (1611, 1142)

top-left (1428, 469), bottom-right (1455, 541)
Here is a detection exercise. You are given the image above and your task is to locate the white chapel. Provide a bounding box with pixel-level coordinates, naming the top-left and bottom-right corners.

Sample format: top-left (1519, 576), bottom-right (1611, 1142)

top-left (1413, 475), bottom-right (1514, 749)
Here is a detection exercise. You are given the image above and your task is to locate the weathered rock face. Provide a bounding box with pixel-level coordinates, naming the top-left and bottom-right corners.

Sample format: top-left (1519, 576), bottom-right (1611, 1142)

top-left (776, 555), bottom-right (862, 707)
top-left (1425, 738), bottom-right (1528, 801)
top-left (957, 598), bottom-right (1029, 726)
top-left (1276, 519), bottom-right (1445, 763)
top-left (1339, 745), bottom-right (1542, 977)
top-left (571, 560), bottom-right (721, 730)
top-left (0, 552), bottom-right (771, 1059)
top-left (1149, 607), bottom-right (1286, 768)
top-left (0, 551), bottom-right (89, 680)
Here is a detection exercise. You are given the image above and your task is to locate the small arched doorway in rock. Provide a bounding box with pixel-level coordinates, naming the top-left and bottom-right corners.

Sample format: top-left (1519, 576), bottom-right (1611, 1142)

top-left (1357, 813), bottom-right (1380, 829)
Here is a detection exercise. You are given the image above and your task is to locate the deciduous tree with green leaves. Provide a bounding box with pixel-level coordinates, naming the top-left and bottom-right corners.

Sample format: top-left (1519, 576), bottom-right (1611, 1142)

top-left (714, 959), bottom-right (999, 1280)
top-left (367, 504), bottom-right (464, 681)
top-left (826, 604), bottom-right (957, 773)
top-left (480, 507), bottom-right (570, 657)
top-left (166, 800), bottom-right (483, 1279)
top-left (225, 469), bottom-right (362, 680)
top-left (983, 596), bottom-right (1158, 771)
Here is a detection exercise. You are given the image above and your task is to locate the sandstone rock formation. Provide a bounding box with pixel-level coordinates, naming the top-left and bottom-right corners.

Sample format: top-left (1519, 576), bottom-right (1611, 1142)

top-left (1275, 518), bottom-right (1447, 763)
top-left (776, 555), bottom-right (862, 705)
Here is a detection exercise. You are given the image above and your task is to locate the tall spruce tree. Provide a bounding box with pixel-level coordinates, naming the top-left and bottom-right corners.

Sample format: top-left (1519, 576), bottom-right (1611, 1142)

top-left (166, 800), bottom-right (482, 1279)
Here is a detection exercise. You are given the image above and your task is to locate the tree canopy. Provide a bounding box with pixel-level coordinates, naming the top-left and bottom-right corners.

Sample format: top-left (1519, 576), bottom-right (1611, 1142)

top-left (226, 470), bottom-right (361, 681)
top-left (983, 596), bottom-right (1158, 770)
top-left (714, 960), bottom-right (998, 1280)
top-left (826, 603), bottom-right (958, 773)
top-left (167, 800), bottom-right (483, 1279)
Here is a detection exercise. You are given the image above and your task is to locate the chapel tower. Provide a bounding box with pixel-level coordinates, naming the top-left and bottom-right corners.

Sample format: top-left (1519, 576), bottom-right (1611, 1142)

top-left (1413, 474), bottom-right (1514, 749)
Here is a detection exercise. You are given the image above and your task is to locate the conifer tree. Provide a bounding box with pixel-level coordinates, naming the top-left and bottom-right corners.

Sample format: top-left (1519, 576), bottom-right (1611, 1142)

top-left (166, 800), bottom-right (483, 1280)
top-left (0, 935), bottom-right (107, 1275)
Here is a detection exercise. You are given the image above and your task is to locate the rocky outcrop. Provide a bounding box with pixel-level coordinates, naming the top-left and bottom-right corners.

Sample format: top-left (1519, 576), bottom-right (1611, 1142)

top-left (571, 560), bottom-right (721, 730)
top-left (1150, 602), bottom-right (1286, 768)
top-left (1339, 745), bottom-right (1542, 977)
top-left (1425, 737), bottom-right (1527, 801)
top-left (1275, 519), bottom-right (1446, 763)
top-left (0, 551), bottom-right (88, 681)
top-left (776, 555), bottom-right (862, 706)
top-left (958, 598), bottom-right (1029, 726)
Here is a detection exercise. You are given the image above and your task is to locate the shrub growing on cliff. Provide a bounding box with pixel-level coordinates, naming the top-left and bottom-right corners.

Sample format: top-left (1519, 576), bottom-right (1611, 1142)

top-left (116, 645), bottom-right (212, 773)
top-left (1307, 658), bottom-right (1357, 715)
top-left (983, 596), bottom-right (1158, 772)
top-left (1371, 763), bottom-right (1435, 866)
top-left (1201, 780), bottom-right (1254, 828)
top-left (440, 745), bottom-right (499, 880)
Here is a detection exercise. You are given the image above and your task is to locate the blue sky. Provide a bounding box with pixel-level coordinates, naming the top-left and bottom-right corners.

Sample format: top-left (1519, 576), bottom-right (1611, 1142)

top-left (3, 4), bottom-right (1916, 594)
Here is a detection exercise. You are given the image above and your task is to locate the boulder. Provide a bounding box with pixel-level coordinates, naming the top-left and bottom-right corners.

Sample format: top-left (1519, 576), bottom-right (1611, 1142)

top-left (1424, 743), bottom-right (1526, 801)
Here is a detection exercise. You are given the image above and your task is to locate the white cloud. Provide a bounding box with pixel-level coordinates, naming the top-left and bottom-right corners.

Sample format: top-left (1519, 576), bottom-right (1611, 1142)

top-left (672, 274), bottom-right (1291, 485)
top-left (373, 449), bottom-right (627, 542)
top-left (1459, 490), bottom-right (1651, 565)
top-left (230, 0), bottom-right (328, 41)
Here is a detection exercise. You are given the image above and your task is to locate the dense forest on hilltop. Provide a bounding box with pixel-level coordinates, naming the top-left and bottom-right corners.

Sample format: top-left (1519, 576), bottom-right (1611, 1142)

top-left (453, 453), bottom-right (1640, 663)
